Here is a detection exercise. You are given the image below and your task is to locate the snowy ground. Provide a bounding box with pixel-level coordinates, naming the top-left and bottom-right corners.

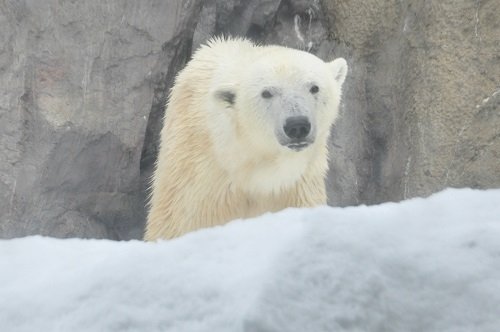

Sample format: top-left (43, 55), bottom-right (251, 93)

top-left (1, 189), bottom-right (500, 332)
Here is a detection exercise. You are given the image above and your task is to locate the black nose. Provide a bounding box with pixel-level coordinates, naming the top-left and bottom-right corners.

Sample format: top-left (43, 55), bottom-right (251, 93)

top-left (283, 116), bottom-right (311, 140)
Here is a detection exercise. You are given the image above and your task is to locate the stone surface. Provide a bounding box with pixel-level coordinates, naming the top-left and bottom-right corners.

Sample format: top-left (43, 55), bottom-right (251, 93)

top-left (0, 0), bottom-right (498, 239)
top-left (0, 0), bottom-right (202, 239)
top-left (324, 0), bottom-right (500, 205)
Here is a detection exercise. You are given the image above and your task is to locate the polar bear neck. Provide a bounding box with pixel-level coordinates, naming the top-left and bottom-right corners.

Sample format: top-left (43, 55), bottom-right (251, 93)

top-left (212, 139), bottom-right (328, 196)
top-left (146, 116), bottom-right (328, 240)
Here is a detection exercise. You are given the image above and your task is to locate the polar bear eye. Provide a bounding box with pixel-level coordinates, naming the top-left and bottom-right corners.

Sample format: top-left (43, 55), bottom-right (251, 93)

top-left (310, 85), bottom-right (319, 94)
top-left (261, 89), bottom-right (273, 99)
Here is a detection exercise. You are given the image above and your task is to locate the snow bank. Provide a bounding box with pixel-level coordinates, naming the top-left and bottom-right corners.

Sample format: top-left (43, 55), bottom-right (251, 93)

top-left (1, 188), bottom-right (500, 332)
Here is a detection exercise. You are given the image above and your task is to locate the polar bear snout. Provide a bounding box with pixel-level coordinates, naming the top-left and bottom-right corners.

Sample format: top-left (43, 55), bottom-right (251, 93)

top-left (279, 116), bottom-right (315, 151)
top-left (284, 116), bottom-right (311, 140)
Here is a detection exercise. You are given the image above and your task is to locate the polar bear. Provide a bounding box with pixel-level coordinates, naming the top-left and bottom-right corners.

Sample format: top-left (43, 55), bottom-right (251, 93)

top-left (145, 37), bottom-right (347, 240)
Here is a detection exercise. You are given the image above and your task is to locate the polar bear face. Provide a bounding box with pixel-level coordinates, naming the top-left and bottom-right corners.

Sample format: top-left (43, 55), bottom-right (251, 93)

top-left (209, 48), bottom-right (347, 193)
top-left (213, 50), bottom-right (347, 154)
top-left (241, 52), bottom-right (347, 153)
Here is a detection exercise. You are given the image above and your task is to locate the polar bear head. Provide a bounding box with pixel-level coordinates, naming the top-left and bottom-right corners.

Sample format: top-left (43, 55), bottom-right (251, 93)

top-left (208, 43), bottom-right (348, 193)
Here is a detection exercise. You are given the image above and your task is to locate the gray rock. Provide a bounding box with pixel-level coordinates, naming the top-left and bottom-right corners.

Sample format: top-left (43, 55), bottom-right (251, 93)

top-left (1, 0), bottom-right (498, 239)
top-left (0, 0), bottom-right (202, 239)
top-left (324, 0), bottom-right (500, 204)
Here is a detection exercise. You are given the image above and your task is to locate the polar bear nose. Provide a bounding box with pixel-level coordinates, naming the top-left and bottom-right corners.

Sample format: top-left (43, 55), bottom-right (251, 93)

top-left (283, 116), bottom-right (311, 140)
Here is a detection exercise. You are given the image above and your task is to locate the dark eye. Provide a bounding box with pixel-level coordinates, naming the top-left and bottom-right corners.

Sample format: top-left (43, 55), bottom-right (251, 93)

top-left (261, 89), bottom-right (273, 99)
top-left (310, 85), bottom-right (319, 94)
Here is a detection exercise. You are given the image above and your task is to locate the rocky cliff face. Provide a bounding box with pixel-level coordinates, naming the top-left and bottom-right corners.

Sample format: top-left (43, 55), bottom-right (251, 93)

top-left (325, 0), bottom-right (500, 206)
top-left (1, 0), bottom-right (498, 239)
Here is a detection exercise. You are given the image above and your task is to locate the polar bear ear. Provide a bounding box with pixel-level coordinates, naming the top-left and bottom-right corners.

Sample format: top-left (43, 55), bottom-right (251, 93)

top-left (328, 58), bottom-right (348, 86)
top-left (214, 89), bottom-right (236, 106)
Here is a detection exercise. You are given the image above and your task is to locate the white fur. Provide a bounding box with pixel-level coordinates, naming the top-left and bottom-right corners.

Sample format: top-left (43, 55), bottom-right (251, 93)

top-left (145, 37), bottom-right (348, 240)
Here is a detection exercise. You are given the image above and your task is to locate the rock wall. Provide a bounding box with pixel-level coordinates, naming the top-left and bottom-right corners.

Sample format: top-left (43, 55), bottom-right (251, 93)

top-left (1, 0), bottom-right (498, 239)
top-left (0, 0), bottom-right (197, 239)
top-left (325, 0), bottom-right (500, 205)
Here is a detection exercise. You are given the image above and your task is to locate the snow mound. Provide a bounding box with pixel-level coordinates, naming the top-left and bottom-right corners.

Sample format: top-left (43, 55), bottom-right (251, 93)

top-left (1, 188), bottom-right (500, 332)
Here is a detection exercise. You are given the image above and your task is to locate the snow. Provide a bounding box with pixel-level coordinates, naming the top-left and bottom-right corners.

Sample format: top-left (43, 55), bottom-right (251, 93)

top-left (1, 189), bottom-right (500, 332)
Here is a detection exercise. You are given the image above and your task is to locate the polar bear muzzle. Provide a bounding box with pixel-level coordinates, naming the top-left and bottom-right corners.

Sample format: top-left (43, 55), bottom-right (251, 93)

top-left (281, 116), bottom-right (314, 151)
top-left (284, 116), bottom-right (311, 140)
